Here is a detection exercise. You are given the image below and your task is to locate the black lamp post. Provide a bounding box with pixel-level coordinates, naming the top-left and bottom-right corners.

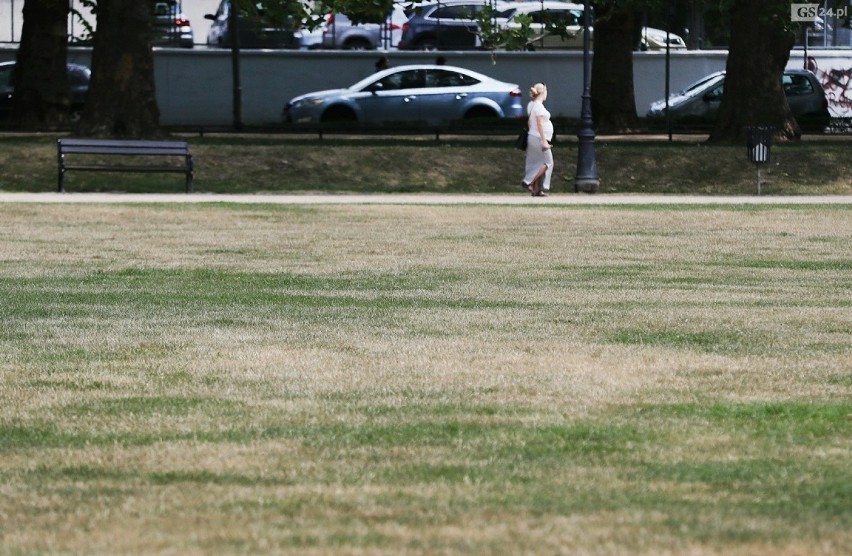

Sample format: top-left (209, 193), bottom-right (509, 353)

top-left (574, 0), bottom-right (599, 193)
top-left (229, 0), bottom-right (243, 130)
top-left (665, 6), bottom-right (672, 141)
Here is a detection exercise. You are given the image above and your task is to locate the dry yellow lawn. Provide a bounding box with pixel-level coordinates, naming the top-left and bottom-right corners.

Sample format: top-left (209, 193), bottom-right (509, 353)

top-left (0, 202), bottom-right (849, 555)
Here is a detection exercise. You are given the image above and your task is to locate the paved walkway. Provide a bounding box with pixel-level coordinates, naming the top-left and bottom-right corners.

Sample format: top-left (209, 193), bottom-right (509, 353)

top-left (0, 193), bottom-right (850, 205)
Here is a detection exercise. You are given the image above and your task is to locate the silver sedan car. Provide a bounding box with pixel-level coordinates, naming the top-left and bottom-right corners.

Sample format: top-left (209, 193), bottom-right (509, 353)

top-left (284, 64), bottom-right (524, 125)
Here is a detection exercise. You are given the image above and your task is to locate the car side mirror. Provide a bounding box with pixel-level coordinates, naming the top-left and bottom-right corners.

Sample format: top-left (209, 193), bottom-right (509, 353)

top-left (204, 14), bottom-right (215, 21)
top-left (367, 83), bottom-right (384, 94)
top-left (702, 92), bottom-right (717, 102)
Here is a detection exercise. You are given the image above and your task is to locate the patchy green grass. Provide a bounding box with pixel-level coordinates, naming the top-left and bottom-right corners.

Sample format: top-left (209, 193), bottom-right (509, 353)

top-left (0, 202), bottom-right (849, 554)
top-left (1, 134), bottom-right (851, 194)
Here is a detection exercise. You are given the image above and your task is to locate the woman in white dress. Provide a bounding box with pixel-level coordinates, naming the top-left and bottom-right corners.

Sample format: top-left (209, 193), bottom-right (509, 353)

top-left (522, 83), bottom-right (554, 197)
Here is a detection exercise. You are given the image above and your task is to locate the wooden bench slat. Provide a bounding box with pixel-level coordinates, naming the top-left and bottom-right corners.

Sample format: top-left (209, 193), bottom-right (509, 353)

top-left (61, 146), bottom-right (189, 156)
top-left (63, 165), bottom-right (190, 173)
top-left (60, 139), bottom-right (189, 148)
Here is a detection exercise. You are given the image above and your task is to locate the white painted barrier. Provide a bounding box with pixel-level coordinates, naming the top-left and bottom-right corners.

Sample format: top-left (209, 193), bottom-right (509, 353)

top-left (0, 46), bottom-right (849, 126)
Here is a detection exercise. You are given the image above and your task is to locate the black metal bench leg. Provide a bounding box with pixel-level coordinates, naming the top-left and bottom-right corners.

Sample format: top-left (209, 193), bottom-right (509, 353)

top-left (57, 143), bottom-right (65, 192)
top-left (186, 155), bottom-right (194, 193)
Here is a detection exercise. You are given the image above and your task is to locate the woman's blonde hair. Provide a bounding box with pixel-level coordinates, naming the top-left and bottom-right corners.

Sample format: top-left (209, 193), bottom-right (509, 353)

top-left (529, 83), bottom-right (547, 99)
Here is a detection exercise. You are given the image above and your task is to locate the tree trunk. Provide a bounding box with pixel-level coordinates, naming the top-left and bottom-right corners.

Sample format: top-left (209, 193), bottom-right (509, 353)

top-left (11, 0), bottom-right (70, 130)
top-left (76, 0), bottom-right (162, 138)
top-left (590, 4), bottom-right (639, 132)
top-left (708, 0), bottom-right (798, 143)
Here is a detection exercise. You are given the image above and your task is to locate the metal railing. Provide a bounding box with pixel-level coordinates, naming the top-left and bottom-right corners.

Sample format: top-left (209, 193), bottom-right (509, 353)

top-left (0, 0), bottom-right (97, 44)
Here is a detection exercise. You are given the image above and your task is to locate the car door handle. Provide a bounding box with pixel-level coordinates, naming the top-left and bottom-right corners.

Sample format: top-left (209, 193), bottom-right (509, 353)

top-left (404, 95), bottom-right (417, 102)
top-left (455, 93), bottom-right (467, 100)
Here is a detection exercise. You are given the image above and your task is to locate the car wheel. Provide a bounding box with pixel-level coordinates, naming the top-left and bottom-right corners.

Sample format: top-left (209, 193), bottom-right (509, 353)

top-left (321, 105), bottom-right (357, 123)
top-left (343, 38), bottom-right (373, 50)
top-left (463, 106), bottom-right (497, 119)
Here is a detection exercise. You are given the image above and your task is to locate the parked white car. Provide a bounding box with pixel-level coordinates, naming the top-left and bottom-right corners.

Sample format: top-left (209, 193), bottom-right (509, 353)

top-left (503, 1), bottom-right (686, 51)
top-left (639, 26), bottom-right (687, 51)
top-left (503, 1), bottom-right (588, 50)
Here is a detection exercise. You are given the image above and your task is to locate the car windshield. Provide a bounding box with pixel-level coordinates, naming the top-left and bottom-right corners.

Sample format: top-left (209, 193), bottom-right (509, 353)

top-left (783, 73), bottom-right (815, 95)
top-left (679, 73), bottom-right (724, 96)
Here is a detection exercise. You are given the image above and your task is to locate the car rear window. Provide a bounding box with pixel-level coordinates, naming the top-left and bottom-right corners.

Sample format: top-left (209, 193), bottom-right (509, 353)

top-left (783, 74), bottom-right (815, 95)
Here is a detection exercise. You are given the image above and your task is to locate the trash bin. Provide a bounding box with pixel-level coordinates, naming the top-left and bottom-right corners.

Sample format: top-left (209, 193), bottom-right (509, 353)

top-left (747, 126), bottom-right (772, 164)
top-left (746, 126), bottom-right (773, 195)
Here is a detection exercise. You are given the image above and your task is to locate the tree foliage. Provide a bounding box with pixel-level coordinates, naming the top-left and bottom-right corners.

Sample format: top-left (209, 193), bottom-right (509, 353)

top-left (247, 0), bottom-right (399, 28)
top-left (474, 7), bottom-right (536, 52)
top-left (69, 0), bottom-right (97, 44)
top-left (320, 0), bottom-right (397, 24)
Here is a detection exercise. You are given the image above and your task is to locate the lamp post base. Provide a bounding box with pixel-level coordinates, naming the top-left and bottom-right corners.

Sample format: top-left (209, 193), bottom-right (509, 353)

top-left (574, 177), bottom-right (600, 193)
top-left (574, 129), bottom-right (599, 193)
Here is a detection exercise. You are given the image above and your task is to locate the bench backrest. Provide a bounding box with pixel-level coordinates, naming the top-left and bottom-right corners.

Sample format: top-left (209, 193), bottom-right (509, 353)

top-left (58, 138), bottom-right (190, 156)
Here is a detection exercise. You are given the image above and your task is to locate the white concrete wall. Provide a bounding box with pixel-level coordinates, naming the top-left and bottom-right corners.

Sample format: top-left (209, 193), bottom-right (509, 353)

top-left (0, 45), bottom-right (849, 126)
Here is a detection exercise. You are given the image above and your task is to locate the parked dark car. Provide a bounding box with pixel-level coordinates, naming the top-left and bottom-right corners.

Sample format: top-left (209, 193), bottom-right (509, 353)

top-left (205, 0), bottom-right (300, 49)
top-left (152, 0), bottom-right (194, 48)
top-left (398, 0), bottom-right (516, 51)
top-left (0, 62), bottom-right (91, 125)
top-left (647, 69), bottom-right (831, 131)
top-left (284, 64), bottom-right (524, 125)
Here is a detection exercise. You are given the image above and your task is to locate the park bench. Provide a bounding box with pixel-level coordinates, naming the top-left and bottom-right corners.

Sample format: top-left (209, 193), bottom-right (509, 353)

top-left (57, 138), bottom-right (194, 193)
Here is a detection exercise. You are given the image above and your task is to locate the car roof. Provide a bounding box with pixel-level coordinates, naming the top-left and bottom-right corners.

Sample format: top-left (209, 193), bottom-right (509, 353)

top-left (0, 61), bottom-right (90, 71)
top-left (678, 69), bottom-right (819, 96)
top-left (350, 63), bottom-right (509, 89)
top-left (508, 1), bottom-right (584, 11)
top-left (372, 64), bottom-right (492, 76)
top-left (695, 69), bottom-right (816, 80)
top-left (784, 68), bottom-right (817, 77)
top-left (416, 0), bottom-right (518, 10)
top-left (416, 0), bottom-right (516, 5)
